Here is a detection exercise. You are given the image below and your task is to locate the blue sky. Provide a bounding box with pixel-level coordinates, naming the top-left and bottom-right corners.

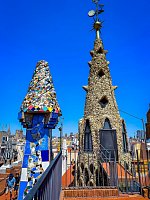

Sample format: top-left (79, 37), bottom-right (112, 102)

top-left (0, 0), bottom-right (150, 137)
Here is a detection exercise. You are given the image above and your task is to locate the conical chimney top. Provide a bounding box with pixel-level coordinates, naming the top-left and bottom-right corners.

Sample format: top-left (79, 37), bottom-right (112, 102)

top-left (21, 60), bottom-right (61, 115)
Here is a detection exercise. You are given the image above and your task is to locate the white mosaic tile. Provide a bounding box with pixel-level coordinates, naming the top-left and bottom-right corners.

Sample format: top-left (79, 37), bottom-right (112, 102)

top-left (20, 168), bottom-right (28, 182)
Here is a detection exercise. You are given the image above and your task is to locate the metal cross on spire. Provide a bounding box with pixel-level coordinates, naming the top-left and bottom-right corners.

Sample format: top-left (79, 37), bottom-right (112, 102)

top-left (88, 0), bottom-right (104, 39)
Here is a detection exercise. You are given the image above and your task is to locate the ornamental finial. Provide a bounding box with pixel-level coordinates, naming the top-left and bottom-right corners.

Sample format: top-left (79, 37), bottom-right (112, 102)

top-left (88, 0), bottom-right (104, 39)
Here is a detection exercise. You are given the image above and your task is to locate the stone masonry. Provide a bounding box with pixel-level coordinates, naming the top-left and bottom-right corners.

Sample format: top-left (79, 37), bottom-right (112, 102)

top-left (77, 37), bottom-right (131, 186)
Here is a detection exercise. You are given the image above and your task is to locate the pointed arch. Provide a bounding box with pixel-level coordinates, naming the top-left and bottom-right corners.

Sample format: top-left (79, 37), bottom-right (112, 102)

top-left (98, 69), bottom-right (105, 78)
top-left (77, 167), bottom-right (80, 181)
top-left (81, 163), bottom-right (84, 173)
top-left (85, 168), bottom-right (89, 186)
top-left (99, 96), bottom-right (108, 108)
top-left (103, 118), bottom-right (112, 129)
top-left (97, 47), bottom-right (103, 54)
top-left (96, 169), bottom-right (100, 186)
top-left (84, 120), bottom-right (93, 152)
top-left (100, 118), bottom-right (118, 161)
top-left (122, 121), bottom-right (128, 153)
top-left (90, 163), bottom-right (94, 174)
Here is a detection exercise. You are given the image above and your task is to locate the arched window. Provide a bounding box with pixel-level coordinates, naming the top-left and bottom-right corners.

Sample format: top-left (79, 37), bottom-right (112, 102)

top-left (85, 168), bottom-right (89, 185)
top-left (97, 47), bottom-right (103, 54)
top-left (84, 120), bottom-right (93, 152)
top-left (99, 96), bottom-right (108, 108)
top-left (122, 122), bottom-right (128, 153)
top-left (81, 163), bottom-right (84, 173)
top-left (103, 118), bottom-right (112, 129)
top-left (98, 69), bottom-right (105, 78)
top-left (90, 164), bottom-right (94, 174)
top-left (100, 118), bottom-right (118, 161)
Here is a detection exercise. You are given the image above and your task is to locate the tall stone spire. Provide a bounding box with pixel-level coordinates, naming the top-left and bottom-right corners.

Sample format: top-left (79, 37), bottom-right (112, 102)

top-left (77, 0), bottom-right (131, 187)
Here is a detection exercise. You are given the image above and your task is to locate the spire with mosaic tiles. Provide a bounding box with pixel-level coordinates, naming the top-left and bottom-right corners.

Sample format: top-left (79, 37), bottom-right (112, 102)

top-left (21, 60), bottom-right (61, 115)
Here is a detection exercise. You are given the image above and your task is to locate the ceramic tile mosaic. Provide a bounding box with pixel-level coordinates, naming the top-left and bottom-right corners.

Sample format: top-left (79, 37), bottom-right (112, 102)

top-left (18, 60), bottom-right (61, 199)
top-left (41, 150), bottom-right (49, 162)
top-left (18, 181), bottom-right (28, 200)
top-left (21, 60), bottom-right (61, 114)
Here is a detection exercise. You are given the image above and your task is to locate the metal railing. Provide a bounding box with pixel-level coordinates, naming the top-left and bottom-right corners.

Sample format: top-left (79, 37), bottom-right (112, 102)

top-left (62, 147), bottom-right (117, 188)
top-left (24, 151), bottom-right (62, 200)
top-left (62, 147), bottom-right (150, 196)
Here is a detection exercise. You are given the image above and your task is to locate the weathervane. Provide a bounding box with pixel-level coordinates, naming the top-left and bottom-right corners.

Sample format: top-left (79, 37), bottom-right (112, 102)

top-left (88, 0), bottom-right (104, 39)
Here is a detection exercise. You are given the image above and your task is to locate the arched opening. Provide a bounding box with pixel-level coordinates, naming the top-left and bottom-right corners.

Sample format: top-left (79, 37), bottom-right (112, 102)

top-left (99, 96), bottom-right (108, 108)
top-left (85, 168), bottom-right (89, 186)
top-left (97, 47), bottom-right (103, 54)
top-left (96, 165), bottom-right (109, 186)
top-left (72, 165), bottom-right (75, 176)
top-left (77, 167), bottom-right (80, 181)
top-left (96, 169), bottom-right (100, 186)
top-left (90, 164), bottom-right (94, 174)
top-left (103, 118), bottom-right (112, 129)
top-left (98, 69), bottom-right (105, 78)
top-left (89, 181), bottom-right (94, 186)
top-left (81, 163), bottom-right (84, 173)
top-left (122, 121), bottom-right (128, 153)
top-left (84, 120), bottom-right (93, 152)
top-left (100, 118), bottom-right (118, 161)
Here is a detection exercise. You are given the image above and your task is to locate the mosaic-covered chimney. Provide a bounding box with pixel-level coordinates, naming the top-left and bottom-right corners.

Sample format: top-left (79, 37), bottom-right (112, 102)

top-left (18, 60), bottom-right (61, 199)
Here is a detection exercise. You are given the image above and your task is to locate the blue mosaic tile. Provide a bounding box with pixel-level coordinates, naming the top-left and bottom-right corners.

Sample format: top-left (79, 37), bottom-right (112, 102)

top-left (52, 112), bottom-right (58, 118)
top-left (41, 150), bottom-right (49, 162)
top-left (43, 128), bottom-right (49, 137)
top-left (22, 155), bottom-right (29, 168)
top-left (28, 180), bottom-right (33, 187)
top-left (32, 115), bottom-right (39, 125)
top-left (31, 107), bottom-right (35, 111)
top-left (33, 172), bottom-right (40, 178)
top-left (23, 108), bottom-right (27, 112)
top-left (18, 181), bottom-right (28, 200)
top-left (31, 127), bottom-right (39, 134)
top-left (38, 115), bottom-right (44, 123)
top-left (24, 142), bottom-right (31, 155)
top-left (38, 135), bottom-right (48, 150)
top-left (26, 129), bottom-right (33, 142)
top-left (31, 167), bottom-right (36, 171)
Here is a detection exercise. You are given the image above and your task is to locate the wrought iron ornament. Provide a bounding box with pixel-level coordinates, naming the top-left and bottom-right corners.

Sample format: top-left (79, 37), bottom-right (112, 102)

top-left (88, 0), bottom-right (104, 37)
